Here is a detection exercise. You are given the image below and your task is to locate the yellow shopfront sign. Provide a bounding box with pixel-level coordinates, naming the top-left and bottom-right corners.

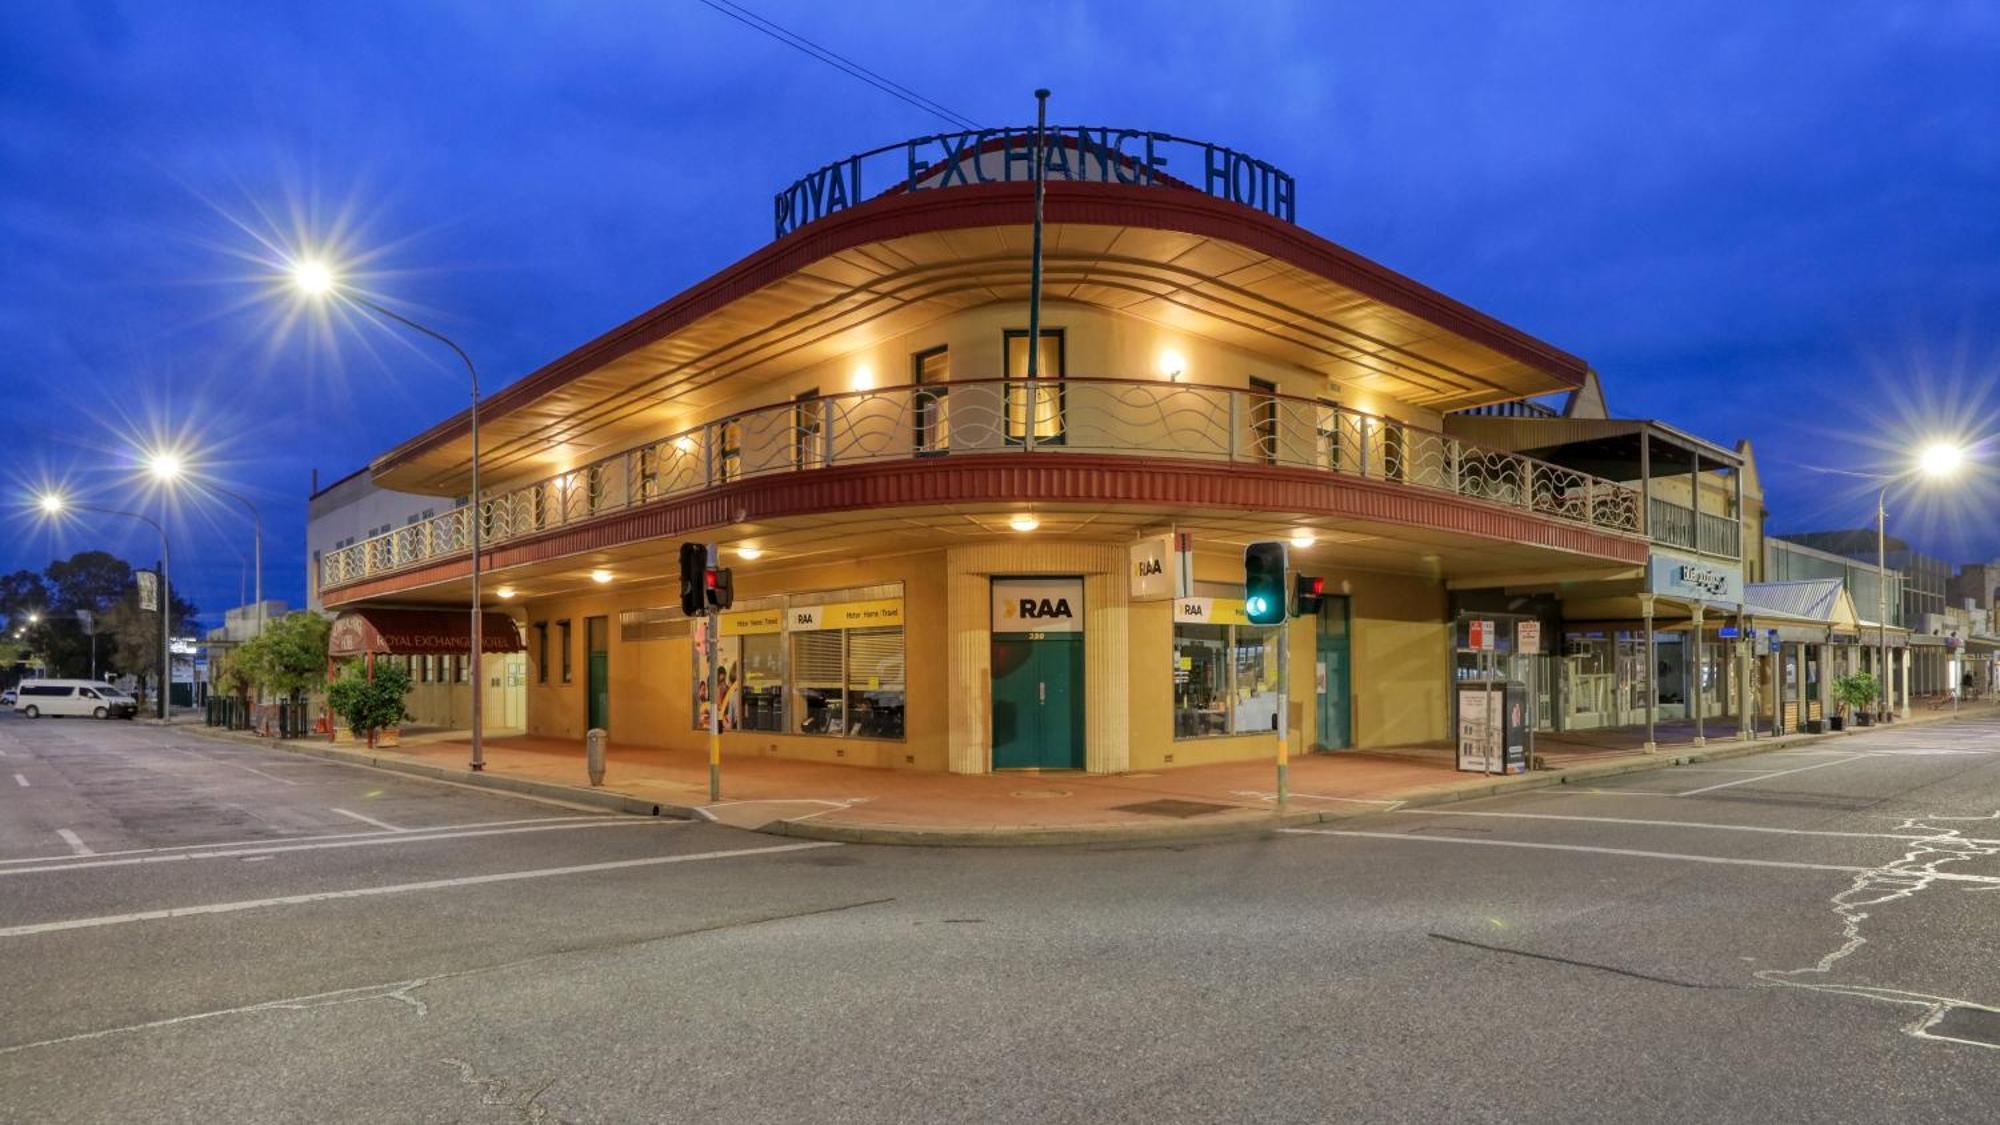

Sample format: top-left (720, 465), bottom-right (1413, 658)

top-left (718, 607), bottom-right (784, 636)
top-left (788, 598), bottom-right (904, 632)
top-left (1174, 597), bottom-right (1250, 627)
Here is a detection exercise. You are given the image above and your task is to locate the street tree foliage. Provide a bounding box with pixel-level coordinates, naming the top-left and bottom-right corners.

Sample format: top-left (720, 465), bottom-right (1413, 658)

top-left (101, 584), bottom-right (200, 684)
top-left (236, 612), bottom-right (331, 699)
top-left (2, 552), bottom-right (197, 681)
top-left (214, 647), bottom-right (255, 703)
top-left (327, 660), bottom-right (411, 736)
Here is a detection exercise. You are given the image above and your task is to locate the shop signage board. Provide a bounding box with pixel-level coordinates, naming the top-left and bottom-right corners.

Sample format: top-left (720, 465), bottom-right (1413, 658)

top-left (718, 607), bottom-right (784, 636)
top-left (1468, 620), bottom-right (1496, 652)
top-left (1516, 621), bottom-right (1541, 655)
top-left (789, 599), bottom-right (904, 632)
top-left (1173, 597), bottom-right (1251, 627)
top-left (1456, 682), bottom-right (1529, 774)
top-left (1647, 549), bottom-right (1744, 604)
top-left (1129, 532), bottom-right (1192, 602)
top-left (992, 578), bottom-right (1084, 635)
top-left (137, 570), bottom-right (158, 613)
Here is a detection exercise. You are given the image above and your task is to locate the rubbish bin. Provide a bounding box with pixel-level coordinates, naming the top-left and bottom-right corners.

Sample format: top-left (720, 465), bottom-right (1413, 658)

top-left (586, 728), bottom-right (607, 786)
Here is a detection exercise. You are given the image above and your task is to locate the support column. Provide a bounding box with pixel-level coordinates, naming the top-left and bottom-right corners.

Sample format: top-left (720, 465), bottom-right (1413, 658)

top-left (1737, 611), bottom-right (1753, 741)
top-left (1691, 605), bottom-right (1706, 748)
top-left (1640, 594), bottom-right (1657, 752)
top-left (1900, 648), bottom-right (1911, 721)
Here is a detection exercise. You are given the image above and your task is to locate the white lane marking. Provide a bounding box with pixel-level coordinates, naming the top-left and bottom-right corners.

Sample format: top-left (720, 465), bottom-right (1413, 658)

top-left (1389, 808), bottom-right (2000, 846)
top-left (0, 818), bottom-right (683, 877)
top-left (1232, 789), bottom-right (1406, 808)
top-left (55, 829), bottom-right (92, 856)
top-left (0, 815), bottom-right (608, 867)
top-left (1677, 755), bottom-right (1867, 796)
top-left (219, 762), bottom-right (299, 786)
top-left (0, 840), bottom-right (838, 938)
top-left (12, 774), bottom-right (26, 788)
top-left (1282, 829), bottom-right (2000, 885)
top-left (329, 807), bottom-right (403, 832)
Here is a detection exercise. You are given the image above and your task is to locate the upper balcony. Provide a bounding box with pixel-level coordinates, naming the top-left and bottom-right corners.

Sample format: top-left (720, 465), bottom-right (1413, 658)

top-left (318, 377), bottom-right (1649, 596)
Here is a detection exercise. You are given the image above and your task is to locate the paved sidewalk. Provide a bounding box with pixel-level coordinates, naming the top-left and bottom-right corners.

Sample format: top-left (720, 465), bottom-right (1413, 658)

top-left (191, 701), bottom-right (2000, 845)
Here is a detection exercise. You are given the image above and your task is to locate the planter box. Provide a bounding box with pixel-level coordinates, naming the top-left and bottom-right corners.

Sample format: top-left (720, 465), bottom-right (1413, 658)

top-left (1804, 719), bottom-right (1825, 734)
top-left (374, 728), bottom-right (402, 749)
top-left (1829, 716), bottom-right (1845, 732)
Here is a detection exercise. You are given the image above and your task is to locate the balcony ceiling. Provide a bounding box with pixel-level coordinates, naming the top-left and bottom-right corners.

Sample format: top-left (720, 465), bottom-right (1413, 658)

top-left (374, 181), bottom-right (1588, 496)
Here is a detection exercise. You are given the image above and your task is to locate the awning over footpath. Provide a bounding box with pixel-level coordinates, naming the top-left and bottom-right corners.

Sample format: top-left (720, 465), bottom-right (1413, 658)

top-left (328, 609), bottom-right (524, 657)
top-left (1743, 579), bottom-right (1909, 647)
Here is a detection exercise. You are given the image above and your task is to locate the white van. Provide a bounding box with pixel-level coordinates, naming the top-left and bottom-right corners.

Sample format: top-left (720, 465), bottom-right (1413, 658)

top-left (13, 680), bottom-right (140, 720)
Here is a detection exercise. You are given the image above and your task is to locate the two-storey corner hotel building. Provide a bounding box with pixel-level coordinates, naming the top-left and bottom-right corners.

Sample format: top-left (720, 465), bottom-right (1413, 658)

top-left (310, 125), bottom-right (1731, 774)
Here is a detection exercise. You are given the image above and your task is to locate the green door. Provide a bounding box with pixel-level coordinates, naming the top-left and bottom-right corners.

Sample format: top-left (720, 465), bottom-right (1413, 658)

top-left (991, 635), bottom-right (1084, 769)
top-left (585, 616), bottom-right (609, 731)
top-left (1316, 596), bottom-right (1352, 750)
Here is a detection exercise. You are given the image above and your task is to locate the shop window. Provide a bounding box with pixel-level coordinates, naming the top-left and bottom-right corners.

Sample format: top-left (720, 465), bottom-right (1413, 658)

top-left (558, 619), bottom-right (572, 683)
top-left (791, 630), bottom-right (844, 735)
top-left (740, 632), bottom-right (786, 731)
top-left (688, 584), bottom-right (905, 740)
top-left (1316, 399), bottom-right (1341, 472)
top-left (1249, 377), bottom-right (1278, 465)
top-left (534, 622), bottom-right (548, 682)
top-left (713, 420), bottom-right (742, 483)
top-left (793, 388), bottom-right (821, 470)
top-left (913, 346), bottom-right (950, 453)
top-left (1003, 328), bottom-right (1064, 444)
top-left (454, 654), bottom-right (468, 684)
top-left (1172, 619), bottom-right (1279, 738)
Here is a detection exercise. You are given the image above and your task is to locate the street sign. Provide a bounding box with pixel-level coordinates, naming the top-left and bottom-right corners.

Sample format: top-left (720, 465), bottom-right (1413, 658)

top-left (1516, 620), bottom-right (1540, 655)
top-left (137, 570), bottom-right (158, 613)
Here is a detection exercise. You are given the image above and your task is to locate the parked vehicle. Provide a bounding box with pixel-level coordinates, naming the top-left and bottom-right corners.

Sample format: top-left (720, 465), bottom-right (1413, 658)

top-left (0, 688), bottom-right (15, 708)
top-left (13, 680), bottom-right (140, 720)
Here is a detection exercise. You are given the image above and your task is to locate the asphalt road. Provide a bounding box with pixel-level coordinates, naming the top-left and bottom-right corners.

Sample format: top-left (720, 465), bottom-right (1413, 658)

top-left (1, 714), bottom-right (1996, 1123)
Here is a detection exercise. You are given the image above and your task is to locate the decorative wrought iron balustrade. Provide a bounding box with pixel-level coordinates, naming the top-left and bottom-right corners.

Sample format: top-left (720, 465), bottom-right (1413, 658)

top-left (320, 378), bottom-right (1646, 590)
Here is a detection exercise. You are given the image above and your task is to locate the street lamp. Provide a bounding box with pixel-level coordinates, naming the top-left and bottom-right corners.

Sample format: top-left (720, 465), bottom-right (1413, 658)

top-left (36, 492), bottom-right (172, 718)
top-left (289, 257), bottom-right (489, 771)
top-left (148, 455), bottom-right (266, 642)
top-left (1873, 441), bottom-right (1969, 720)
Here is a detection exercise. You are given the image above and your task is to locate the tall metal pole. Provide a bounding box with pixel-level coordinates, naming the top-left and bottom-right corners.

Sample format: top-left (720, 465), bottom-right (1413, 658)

top-left (159, 493), bottom-right (170, 720)
top-left (707, 543), bottom-right (721, 802)
top-left (1024, 88), bottom-right (1050, 448)
top-left (352, 296), bottom-right (485, 772)
top-left (1877, 486), bottom-right (1889, 722)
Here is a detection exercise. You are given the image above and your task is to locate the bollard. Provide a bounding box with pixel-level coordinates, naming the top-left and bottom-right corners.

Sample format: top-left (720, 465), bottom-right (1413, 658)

top-left (586, 728), bottom-right (607, 787)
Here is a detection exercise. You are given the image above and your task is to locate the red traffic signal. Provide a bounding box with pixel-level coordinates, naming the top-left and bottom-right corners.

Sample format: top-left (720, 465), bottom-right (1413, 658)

top-left (1293, 574), bottom-right (1325, 617)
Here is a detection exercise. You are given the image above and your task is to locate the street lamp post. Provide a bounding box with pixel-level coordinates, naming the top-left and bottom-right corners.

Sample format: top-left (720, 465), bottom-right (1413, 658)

top-left (38, 494), bottom-right (170, 717)
top-left (292, 262), bottom-right (487, 770)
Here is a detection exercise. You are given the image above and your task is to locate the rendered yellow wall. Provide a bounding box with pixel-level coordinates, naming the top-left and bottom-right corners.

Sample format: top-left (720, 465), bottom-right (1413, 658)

top-left (519, 551), bottom-right (949, 770)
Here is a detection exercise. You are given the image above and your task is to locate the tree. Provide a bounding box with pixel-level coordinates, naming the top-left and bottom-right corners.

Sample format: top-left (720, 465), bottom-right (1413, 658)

top-left (0, 569), bottom-right (50, 626)
top-left (214, 647), bottom-right (255, 704)
top-left (327, 660), bottom-right (411, 741)
top-left (45, 551), bottom-right (133, 615)
top-left (100, 585), bottom-right (200, 698)
top-left (242, 612), bottom-right (331, 699)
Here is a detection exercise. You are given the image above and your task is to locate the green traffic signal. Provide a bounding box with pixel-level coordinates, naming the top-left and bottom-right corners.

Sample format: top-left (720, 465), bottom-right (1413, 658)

top-left (1243, 541), bottom-right (1288, 625)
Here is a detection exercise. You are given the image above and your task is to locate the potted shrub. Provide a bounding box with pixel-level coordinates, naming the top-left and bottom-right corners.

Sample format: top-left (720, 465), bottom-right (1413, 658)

top-left (327, 660), bottom-right (412, 749)
top-left (1833, 672), bottom-right (1878, 729)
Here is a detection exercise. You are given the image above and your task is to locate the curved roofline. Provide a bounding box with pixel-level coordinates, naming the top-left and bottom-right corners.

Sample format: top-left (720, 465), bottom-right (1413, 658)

top-left (373, 179), bottom-right (1588, 476)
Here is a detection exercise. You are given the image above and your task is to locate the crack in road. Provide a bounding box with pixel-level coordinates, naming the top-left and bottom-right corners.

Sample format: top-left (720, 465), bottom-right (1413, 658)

top-left (1428, 932), bottom-right (1740, 991)
top-left (442, 1057), bottom-right (567, 1124)
top-left (1755, 809), bottom-right (2000, 1050)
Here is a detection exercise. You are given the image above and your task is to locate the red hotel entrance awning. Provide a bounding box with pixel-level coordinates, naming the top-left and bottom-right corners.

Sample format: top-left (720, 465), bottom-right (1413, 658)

top-left (328, 609), bottom-right (524, 657)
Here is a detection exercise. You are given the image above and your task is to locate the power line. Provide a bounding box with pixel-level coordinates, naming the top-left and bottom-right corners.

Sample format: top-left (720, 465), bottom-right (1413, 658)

top-left (693, 0), bottom-right (982, 132)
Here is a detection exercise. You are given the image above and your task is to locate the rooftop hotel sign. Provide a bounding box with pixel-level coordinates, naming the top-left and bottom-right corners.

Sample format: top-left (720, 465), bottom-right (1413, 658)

top-left (774, 127), bottom-right (1297, 240)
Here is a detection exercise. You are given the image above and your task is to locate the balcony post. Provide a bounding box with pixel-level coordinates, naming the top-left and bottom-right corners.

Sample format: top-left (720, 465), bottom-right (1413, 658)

top-left (1225, 393), bottom-right (1239, 462)
top-left (1357, 416), bottom-right (1370, 478)
top-left (1520, 458), bottom-right (1535, 510)
top-left (1447, 438), bottom-right (1462, 495)
top-left (703, 423), bottom-right (716, 487)
top-left (822, 398), bottom-right (837, 467)
top-left (1639, 432), bottom-right (1652, 536)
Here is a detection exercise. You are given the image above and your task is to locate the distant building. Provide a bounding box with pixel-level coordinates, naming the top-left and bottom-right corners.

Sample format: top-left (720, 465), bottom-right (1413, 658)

top-left (1785, 530), bottom-right (1951, 694)
top-left (306, 467), bottom-right (456, 613)
top-left (1948, 560), bottom-right (2000, 611)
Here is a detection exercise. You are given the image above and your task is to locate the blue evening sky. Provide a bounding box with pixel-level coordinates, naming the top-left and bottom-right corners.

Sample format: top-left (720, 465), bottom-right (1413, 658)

top-left (3, 1), bottom-right (1997, 620)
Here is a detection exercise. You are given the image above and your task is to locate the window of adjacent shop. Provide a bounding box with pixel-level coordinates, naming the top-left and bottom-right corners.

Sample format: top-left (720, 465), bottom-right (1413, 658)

top-left (558, 619), bottom-right (572, 683)
top-left (1003, 328), bottom-right (1064, 444)
top-left (913, 346), bottom-right (949, 453)
top-left (687, 583), bottom-right (905, 740)
top-left (1172, 583), bottom-right (1279, 738)
top-left (533, 621), bottom-right (548, 682)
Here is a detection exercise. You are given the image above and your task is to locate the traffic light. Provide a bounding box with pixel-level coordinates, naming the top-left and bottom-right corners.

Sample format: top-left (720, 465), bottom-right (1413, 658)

top-left (678, 542), bottom-right (706, 616)
top-left (1243, 541), bottom-right (1288, 625)
top-left (705, 566), bottom-right (734, 611)
top-left (1293, 574), bottom-right (1325, 617)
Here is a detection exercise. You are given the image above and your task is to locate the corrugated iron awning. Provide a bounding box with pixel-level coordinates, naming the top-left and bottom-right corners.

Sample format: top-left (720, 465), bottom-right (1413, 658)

top-left (328, 610), bottom-right (523, 657)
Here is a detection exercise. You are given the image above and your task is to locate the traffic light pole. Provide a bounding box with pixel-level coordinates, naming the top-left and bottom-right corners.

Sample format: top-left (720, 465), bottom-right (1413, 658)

top-left (707, 541), bottom-right (721, 803)
top-left (1276, 618), bottom-right (1289, 807)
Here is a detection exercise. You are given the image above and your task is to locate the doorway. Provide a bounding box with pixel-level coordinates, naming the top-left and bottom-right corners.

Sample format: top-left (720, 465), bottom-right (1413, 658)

top-left (585, 616), bottom-right (609, 731)
top-left (1315, 595), bottom-right (1352, 749)
top-left (990, 577), bottom-right (1085, 769)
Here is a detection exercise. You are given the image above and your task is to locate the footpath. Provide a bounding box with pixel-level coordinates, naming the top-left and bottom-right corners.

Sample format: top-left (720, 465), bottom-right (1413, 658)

top-left (189, 703), bottom-right (1997, 847)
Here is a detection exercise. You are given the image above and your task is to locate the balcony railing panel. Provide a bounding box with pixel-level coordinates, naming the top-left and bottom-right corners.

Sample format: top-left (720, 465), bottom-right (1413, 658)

top-left (320, 377), bottom-right (1648, 592)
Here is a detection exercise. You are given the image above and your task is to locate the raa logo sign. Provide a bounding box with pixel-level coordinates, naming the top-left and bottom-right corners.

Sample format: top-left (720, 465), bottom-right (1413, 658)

top-left (992, 579), bottom-right (1085, 635)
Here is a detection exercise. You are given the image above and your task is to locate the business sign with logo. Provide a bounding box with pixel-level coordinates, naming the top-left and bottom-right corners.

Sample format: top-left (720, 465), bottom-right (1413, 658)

top-left (788, 599), bottom-right (904, 633)
top-left (1515, 621), bottom-right (1541, 655)
top-left (1468, 620), bottom-right (1496, 652)
top-left (137, 570), bottom-right (158, 613)
top-left (1173, 597), bottom-right (1252, 627)
top-left (1648, 549), bottom-right (1743, 603)
top-left (718, 607), bottom-right (785, 636)
top-left (1129, 532), bottom-right (1192, 602)
top-left (992, 578), bottom-right (1083, 635)
top-left (774, 127), bottom-right (1297, 240)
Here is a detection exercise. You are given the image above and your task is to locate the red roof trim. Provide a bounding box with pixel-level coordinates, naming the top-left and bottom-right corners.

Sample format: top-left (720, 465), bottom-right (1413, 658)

top-left (372, 181), bottom-right (1587, 477)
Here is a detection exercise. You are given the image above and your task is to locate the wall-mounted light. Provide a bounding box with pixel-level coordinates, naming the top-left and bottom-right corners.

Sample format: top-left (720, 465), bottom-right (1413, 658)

top-left (673, 435), bottom-right (696, 454)
top-left (1009, 513), bottom-right (1040, 532)
top-left (851, 364), bottom-right (874, 392)
top-left (1158, 348), bottom-right (1187, 382)
top-left (736, 545), bottom-right (763, 561)
top-left (496, 585), bottom-right (516, 600)
top-left (589, 569), bottom-right (613, 585)
top-left (1289, 528), bottom-right (1317, 549)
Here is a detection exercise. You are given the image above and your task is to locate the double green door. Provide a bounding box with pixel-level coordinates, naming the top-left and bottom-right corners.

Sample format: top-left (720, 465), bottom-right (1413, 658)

top-left (991, 635), bottom-right (1084, 769)
top-left (586, 616), bottom-right (609, 731)
top-left (1316, 596), bottom-right (1352, 750)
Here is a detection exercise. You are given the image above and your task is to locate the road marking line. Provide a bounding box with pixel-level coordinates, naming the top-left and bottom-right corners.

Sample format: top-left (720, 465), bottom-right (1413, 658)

top-left (12, 774), bottom-right (26, 788)
top-left (329, 807), bottom-right (403, 832)
top-left (0, 814), bottom-right (615, 867)
top-left (1389, 809), bottom-right (2000, 846)
top-left (0, 840), bottom-right (838, 938)
top-left (0, 820), bottom-right (682, 877)
top-left (1677, 755), bottom-right (1867, 796)
top-left (1282, 829), bottom-right (2000, 884)
top-left (55, 829), bottom-right (92, 856)
top-left (219, 762), bottom-right (300, 786)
